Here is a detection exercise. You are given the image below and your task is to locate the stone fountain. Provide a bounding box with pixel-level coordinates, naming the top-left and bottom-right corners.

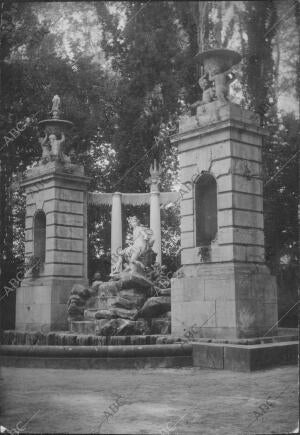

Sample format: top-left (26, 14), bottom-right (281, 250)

top-left (195, 48), bottom-right (241, 103)
top-left (15, 96), bottom-right (89, 331)
top-left (67, 216), bottom-right (172, 336)
top-left (38, 95), bottom-right (74, 164)
top-left (188, 47), bottom-right (248, 127)
top-left (171, 46), bottom-right (278, 340)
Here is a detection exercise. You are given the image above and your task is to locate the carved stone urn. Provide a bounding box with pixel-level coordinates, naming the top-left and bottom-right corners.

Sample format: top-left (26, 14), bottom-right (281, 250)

top-left (193, 48), bottom-right (242, 107)
top-left (195, 48), bottom-right (241, 77)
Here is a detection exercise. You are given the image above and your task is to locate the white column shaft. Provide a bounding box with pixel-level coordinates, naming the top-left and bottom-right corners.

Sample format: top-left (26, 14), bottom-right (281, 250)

top-left (150, 191), bottom-right (161, 264)
top-left (111, 193), bottom-right (122, 270)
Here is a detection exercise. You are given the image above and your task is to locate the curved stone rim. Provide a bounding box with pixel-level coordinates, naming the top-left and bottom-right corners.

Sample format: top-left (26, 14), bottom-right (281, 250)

top-left (194, 48), bottom-right (242, 67)
top-left (38, 119), bottom-right (74, 128)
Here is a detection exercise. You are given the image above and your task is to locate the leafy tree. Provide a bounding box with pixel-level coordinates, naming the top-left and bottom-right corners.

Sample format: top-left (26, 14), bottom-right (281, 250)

top-left (0, 2), bottom-right (116, 327)
top-left (96, 1), bottom-right (185, 192)
top-left (237, 0), bottom-right (298, 326)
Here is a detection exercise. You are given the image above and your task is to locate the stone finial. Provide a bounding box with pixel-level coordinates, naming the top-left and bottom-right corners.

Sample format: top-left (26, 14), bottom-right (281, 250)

top-left (147, 159), bottom-right (162, 192)
top-left (51, 95), bottom-right (61, 119)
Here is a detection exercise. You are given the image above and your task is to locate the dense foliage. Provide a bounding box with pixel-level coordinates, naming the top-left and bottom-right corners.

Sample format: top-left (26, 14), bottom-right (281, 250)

top-left (0, 1), bottom-right (298, 327)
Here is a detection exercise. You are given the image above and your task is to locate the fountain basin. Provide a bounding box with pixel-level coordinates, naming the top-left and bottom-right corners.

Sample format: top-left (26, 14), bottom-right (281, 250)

top-left (38, 118), bottom-right (74, 136)
top-left (195, 48), bottom-right (241, 73)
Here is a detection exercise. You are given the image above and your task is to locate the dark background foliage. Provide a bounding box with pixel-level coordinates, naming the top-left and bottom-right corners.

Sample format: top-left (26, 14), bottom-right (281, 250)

top-left (0, 1), bottom-right (298, 329)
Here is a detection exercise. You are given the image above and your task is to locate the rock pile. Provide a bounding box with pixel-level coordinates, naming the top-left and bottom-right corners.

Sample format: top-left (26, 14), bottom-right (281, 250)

top-left (67, 267), bottom-right (172, 336)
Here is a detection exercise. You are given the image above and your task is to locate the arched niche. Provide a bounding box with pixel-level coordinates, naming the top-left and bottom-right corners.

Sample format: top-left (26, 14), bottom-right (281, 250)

top-left (195, 173), bottom-right (218, 246)
top-left (33, 210), bottom-right (46, 263)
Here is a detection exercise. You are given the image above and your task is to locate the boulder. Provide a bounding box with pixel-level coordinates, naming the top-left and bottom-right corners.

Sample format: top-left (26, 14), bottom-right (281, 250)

top-left (157, 287), bottom-right (171, 297)
top-left (94, 309), bottom-right (116, 320)
top-left (67, 284), bottom-right (95, 321)
top-left (94, 307), bottom-right (137, 321)
top-left (68, 294), bottom-right (85, 306)
top-left (91, 280), bottom-right (103, 292)
top-left (95, 319), bottom-right (111, 334)
top-left (112, 307), bottom-right (138, 320)
top-left (68, 305), bottom-right (84, 321)
top-left (112, 296), bottom-right (139, 310)
top-left (135, 319), bottom-right (151, 335)
top-left (97, 319), bottom-right (136, 336)
top-left (70, 284), bottom-right (92, 300)
top-left (94, 318), bottom-right (150, 336)
top-left (98, 281), bottom-right (122, 296)
top-left (118, 271), bottom-right (153, 290)
top-left (138, 296), bottom-right (171, 318)
top-left (67, 294), bottom-right (86, 321)
top-left (119, 289), bottom-right (147, 308)
top-left (85, 295), bottom-right (99, 309)
top-left (160, 311), bottom-right (171, 319)
top-left (151, 318), bottom-right (171, 334)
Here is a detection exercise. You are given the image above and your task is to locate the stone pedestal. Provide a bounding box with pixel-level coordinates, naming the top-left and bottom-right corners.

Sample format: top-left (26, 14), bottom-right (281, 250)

top-left (171, 101), bottom-right (278, 339)
top-left (15, 161), bottom-right (89, 331)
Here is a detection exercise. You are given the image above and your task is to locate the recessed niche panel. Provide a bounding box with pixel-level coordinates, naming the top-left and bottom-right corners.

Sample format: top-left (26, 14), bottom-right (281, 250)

top-left (33, 210), bottom-right (46, 263)
top-left (195, 174), bottom-right (217, 246)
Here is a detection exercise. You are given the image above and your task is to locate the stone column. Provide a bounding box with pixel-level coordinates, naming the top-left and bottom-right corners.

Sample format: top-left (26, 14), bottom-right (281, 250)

top-left (150, 191), bottom-right (161, 264)
top-left (149, 160), bottom-right (162, 264)
top-left (16, 161), bottom-right (89, 331)
top-left (111, 192), bottom-right (122, 271)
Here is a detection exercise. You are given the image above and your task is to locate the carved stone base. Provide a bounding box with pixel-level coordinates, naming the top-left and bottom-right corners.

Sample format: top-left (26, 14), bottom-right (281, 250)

top-left (16, 277), bottom-right (88, 331)
top-left (171, 263), bottom-right (278, 339)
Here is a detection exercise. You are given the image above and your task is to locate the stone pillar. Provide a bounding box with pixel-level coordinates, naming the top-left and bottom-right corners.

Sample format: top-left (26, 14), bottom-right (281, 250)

top-left (171, 101), bottom-right (278, 339)
top-left (149, 160), bottom-right (162, 264)
top-left (150, 191), bottom-right (161, 264)
top-left (111, 192), bottom-right (122, 271)
top-left (16, 161), bottom-right (89, 331)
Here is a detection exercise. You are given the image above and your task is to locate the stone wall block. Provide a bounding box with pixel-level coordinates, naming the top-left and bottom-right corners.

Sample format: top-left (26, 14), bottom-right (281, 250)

top-left (232, 175), bottom-right (263, 195)
top-left (46, 238), bottom-right (83, 252)
top-left (233, 245), bottom-right (265, 263)
top-left (54, 200), bottom-right (84, 214)
top-left (215, 301), bottom-right (236, 327)
top-left (218, 210), bottom-right (234, 228)
top-left (211, 245), bottom-right (234, 262)
top-left (181, 215), bottom-right (194, 233)
top-left (229, 129), bottom-right (262, 147)
top-left (218, 192), bottom-right (263, 212)
top-left (44, 263), bottom-right (83, 277)
top-left (25, 217), bottom-right (33, 230)
top-left (204, 278), bottom-right (235, 301)
top-left (46, 250), bottom-right (83, 264)
top-left (179, 165), bottom-right (197, 184)
top-left (231, 141), bottom-right (261, 161)
top-left (56, 188), bottom-right (84, 202)
top-left (181, 199), bottom-right (194, 216)
top-left (22, 285), bottom-right (52, 305)
top-left (233, 210), bottom-right (264, 228)
top-left (46, 225), bottom-right (83, 240)
top-left (181, 231), bottom-right (194, 249)
top-left (46, 212), bottom-right (83, 227)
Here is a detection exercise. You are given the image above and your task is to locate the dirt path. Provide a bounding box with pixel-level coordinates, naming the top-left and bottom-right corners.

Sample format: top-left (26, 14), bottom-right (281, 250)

top-left (0, 366), bottom-right (298, 434)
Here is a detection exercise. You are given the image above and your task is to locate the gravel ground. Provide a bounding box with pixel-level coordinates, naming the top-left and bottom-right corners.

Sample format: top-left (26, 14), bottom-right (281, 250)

top-left (0, 365), bottom-right (298, 434)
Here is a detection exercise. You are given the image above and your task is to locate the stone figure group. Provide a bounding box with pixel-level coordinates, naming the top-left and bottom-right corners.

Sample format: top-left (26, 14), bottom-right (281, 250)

top-left (38, 95), bottom-right (71, 164)
top-left (38, 132), bottom-right (70, 164)
top-left (192, 67), bottom-right (236, 110)
top-left (111, 216), bottom-right (155, 276)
